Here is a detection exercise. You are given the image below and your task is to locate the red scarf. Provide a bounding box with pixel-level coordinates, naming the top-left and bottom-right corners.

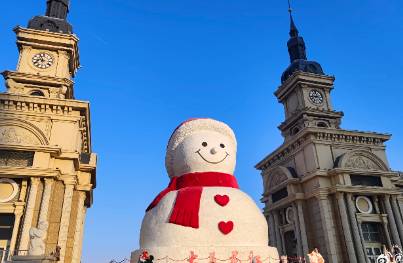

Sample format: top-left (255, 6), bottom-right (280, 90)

top-left (146, 172), bottom-right (239, 229)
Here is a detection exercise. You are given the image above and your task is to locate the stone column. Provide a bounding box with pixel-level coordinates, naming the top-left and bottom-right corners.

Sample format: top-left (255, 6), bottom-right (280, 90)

top-left (335, 193), bottom-right (358, 263)
top-left (292, 203), bottom-right (303, 257)
top-left (384, 195), bottom-right (402, 247)
top-left (8, 209), bottom-right (23, 259)
top-left (273, 210), bottom-right (284, 255)
top-left (296, 200), bottom-right (309, 259)
top-left (38, 178), bottom-right (54, 224)
top-left (71, 191), bottom-right (86, 263)
top-left (346, 193), bottom-right (368, 263)
top-left (317, 194), bottom-right (339, 263)
top-left (77, 206), bottom-right (87, 262)
top-left (57, 183), bottom-right (74, 262)
top-left (391, 195), bottom-right (403, 243)
top-left (268, 212), bottom-right (276, 247)
top-left (397, 198), bottom-right (403, 217)
top-left (19, 177), bottom-right (40, 253)
top-left (381, 215), bottom-right (392, 248)
top-left (374, 196), bottom-right (392, 247)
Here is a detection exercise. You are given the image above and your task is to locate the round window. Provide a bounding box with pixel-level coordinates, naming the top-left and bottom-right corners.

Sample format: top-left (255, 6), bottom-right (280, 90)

top-left (355, 196), bottom-right (373, 214)
top-left (285, 207), bottom-right (294, 224)
top-left (0, 178), bottom-right (19, 203)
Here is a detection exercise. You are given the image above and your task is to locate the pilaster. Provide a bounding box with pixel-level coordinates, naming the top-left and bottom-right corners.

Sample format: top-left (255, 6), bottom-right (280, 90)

top-left (317, 194), bottom-right (339, 263)
top-left (384, 195), bottom-right (402, 247)
top-left (296, 200), bottom-right (309, 259)
top-left (8, 205), bottom-right (24, 259)
top-left (71, 191), bottom-right (86, 263)
top-left (381, 214), bottom-right (392, 247)
top-left (77, 206), bottom-right (87, 263)
top-left (268, 212), bottom-right (276, 247)
top-left (19, 177), bottom-right (40, 253)
top-left (57, 180), bottom-right (75, 262)
top-left (335, 192), bottom-right (357, 263)
top-left (292, 203), bottom-right (303, 257)
top-left (273, 210), bottom-right (284, 255)
top-left (38, 178), bottom-right (54, 224)
top-left (391, 195), bottom-right (403, 243)
top-left (345, 193), bottom-right (368, 263)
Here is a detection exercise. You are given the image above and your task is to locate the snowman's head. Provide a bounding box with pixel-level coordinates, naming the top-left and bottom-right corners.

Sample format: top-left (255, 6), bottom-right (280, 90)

top-left (165, 118), bottom-right (237, 178)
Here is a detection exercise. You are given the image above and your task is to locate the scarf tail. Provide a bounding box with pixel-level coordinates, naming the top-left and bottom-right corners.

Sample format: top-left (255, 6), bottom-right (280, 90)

top-left (169, 187), bottom-right (202, 228)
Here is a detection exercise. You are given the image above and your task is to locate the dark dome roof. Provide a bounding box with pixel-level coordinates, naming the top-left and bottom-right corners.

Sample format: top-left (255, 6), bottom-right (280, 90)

top-left (281, 59), bottom-right (324, 83)
top-left (28, 0), bottom-right (72, 34)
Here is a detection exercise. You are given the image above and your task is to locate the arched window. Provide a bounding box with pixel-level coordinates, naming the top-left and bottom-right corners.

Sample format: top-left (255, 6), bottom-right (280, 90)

top-left (317, 122), bottom-right (328, 128)
top-left (30, 90), bottom-right (45, 97)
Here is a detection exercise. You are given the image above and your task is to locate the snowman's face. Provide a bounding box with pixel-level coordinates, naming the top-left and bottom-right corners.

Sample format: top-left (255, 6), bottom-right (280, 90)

top-left (171, 130), bottom-right (236, 177)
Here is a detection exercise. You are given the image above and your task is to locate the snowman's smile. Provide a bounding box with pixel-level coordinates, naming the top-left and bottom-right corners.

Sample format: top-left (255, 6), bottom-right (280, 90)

top-left (196, 149), bottom-right (229, 164)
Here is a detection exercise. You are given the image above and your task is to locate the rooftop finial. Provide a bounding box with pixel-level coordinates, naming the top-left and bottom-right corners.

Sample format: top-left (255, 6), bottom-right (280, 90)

top-left (288, 0), bottom-right (299, 38)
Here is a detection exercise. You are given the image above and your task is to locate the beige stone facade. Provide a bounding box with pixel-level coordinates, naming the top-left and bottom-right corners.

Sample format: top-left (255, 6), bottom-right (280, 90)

top-left (0, 13), bottom-right (96, 263)
top-left (256, 71), bottom-right (403, 263)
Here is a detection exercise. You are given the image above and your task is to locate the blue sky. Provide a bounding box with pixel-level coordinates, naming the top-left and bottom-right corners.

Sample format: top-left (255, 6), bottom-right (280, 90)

top-left (1, 0), bottom-right (402, 262)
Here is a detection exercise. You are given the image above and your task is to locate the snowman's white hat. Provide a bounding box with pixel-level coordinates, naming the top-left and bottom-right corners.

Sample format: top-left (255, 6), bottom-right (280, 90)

top-left (165, 118), bottom-right (237, 177)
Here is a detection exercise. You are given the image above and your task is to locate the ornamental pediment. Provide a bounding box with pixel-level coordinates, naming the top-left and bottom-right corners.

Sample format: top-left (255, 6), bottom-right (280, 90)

top-left (264, 166), bottom-right (297, 191)
top-left (335, 150), bottom-right (389, 171)
top-left (0, 119), bottom-right (48, 146)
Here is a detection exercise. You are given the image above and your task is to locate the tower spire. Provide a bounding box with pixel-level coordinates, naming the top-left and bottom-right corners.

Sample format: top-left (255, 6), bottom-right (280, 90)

top-left (28, 0), bottom-right (73, 34)
top-left (288, 0), bottom-right (299, 38)
top-left (281, 0), bottom-right (324, 83)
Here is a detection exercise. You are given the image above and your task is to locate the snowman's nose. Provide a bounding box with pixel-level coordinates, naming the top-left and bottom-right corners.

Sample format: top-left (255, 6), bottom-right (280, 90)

top-left (210, 147), bottom-right (217, 155)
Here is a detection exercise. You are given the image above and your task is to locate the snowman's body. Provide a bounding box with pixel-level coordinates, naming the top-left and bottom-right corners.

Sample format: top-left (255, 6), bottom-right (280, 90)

top-left (131, 119), bottom-right (279, 262)
top-left (141, 187), bottom-right (267, 247)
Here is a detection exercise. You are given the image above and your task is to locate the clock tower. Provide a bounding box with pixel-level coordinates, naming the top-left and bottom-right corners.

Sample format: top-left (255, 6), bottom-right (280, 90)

top-left (3, 0), bottom-right (78, 100)
top-left (257, 7), bottom-right (403, 263)
top-left (275, 14), bottom-right (343, 141)
top-left (0, 1), bottom-right (96, 263)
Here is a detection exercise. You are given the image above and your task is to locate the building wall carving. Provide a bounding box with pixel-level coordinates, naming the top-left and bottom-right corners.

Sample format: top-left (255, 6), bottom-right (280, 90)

top-left (265, 166), bottom-right (295, 191)
top-left (336, 150), bottom-right (389, 171)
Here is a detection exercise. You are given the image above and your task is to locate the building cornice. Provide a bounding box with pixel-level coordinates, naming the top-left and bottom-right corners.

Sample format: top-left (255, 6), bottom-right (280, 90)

top-left (256, 127), bottom-right (391, 170)
top-left (0, 143), bottom-right (61, 155)
top-left (275, 72), bottom-right (335, 102)
top-left (2, 70), bottom-right (74, 87)
top-left (0, 91), bottom-right (90, 110)
top-left (328, 168), bottom-right (397, 177)
top-left (0, 166), bottom-right (61, 178)
top-left (332, 185), bottom-right (401, 195)
top-left (278, 107), bottom-right (344, 131)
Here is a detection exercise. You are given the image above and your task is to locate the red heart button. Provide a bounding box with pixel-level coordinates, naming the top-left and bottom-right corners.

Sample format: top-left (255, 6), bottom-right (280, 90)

top-left (218, 221), bottom-right (234, 235)
top-left (214, 195), bottom-right (230, 207)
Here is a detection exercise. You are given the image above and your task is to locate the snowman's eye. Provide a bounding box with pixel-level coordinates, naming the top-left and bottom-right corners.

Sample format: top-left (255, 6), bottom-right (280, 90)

top-left (220, 143), bottom-right (225, 148)
top-left (202, 142), bottom-right (208, 147)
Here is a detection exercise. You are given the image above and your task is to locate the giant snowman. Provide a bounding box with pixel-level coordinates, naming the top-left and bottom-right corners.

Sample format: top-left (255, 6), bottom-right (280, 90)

top-left (131, 119), bottom-right (279, 263)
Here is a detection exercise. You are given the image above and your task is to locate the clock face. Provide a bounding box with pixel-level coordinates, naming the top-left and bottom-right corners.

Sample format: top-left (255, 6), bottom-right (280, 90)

top-left (309, 89), bottom-right (324, 105)
top-left (32, 53), bottom-right (54, 69)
